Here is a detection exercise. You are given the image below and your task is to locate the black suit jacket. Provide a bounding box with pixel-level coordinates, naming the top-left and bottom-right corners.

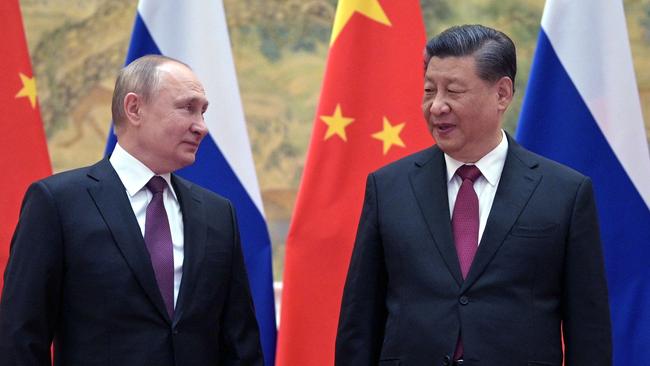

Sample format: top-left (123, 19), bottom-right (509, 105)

top-left (0, 159), bottom-right (263, 366)
top-left (336, 135), bottom-right (611, 366)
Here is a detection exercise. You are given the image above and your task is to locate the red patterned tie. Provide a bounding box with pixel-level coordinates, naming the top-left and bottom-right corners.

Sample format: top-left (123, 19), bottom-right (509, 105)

top-left (145, 176), bottom-right (174, 318)
top-left (452, 164), bottom-right (482, 360)
top-left (452, 165), bottom-right (482, 278)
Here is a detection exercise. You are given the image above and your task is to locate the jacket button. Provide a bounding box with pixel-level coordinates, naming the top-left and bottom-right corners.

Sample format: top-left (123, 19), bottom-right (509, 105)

top-left (443, 355), bottom-right (451, 365)
top-left (172, 329), bottom-right (179, 335)
top-left (459, 296), bottom-right (469, 305)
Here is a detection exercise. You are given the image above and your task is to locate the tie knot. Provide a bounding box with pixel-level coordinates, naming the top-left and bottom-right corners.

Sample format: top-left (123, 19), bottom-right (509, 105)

top-left (146, 176), bottom-right (167, 194)
top-left (456, 165), bottom-right (482, 183)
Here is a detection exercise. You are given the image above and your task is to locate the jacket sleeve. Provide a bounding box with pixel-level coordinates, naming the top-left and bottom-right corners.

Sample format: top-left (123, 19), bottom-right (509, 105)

top-left (335, 173), bottom-right (388, 366)
top-left (218, 202), bottom-right (264, 366)
top-left (563, 177), bottom-right (612, 365)
top-left (0, 182), bottom-right (63, 366)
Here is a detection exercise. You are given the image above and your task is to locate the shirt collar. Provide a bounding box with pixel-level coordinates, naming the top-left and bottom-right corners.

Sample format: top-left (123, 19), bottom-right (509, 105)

top-left (445, 130), bottom-right (509, 186)
top-left (109, 143), bottom-right (177, 200)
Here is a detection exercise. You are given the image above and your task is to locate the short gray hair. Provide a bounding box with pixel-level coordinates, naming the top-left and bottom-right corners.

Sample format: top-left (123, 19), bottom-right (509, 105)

top-left (111, 54), bottom-right (190, 126)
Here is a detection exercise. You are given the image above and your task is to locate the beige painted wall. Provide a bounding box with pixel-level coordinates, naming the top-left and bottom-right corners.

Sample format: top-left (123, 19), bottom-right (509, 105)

top-left (20, 0), bottom-right (650, 279)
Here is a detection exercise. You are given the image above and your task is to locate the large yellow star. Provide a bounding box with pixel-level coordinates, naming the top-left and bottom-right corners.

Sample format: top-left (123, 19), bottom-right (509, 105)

top-left (372, 117), bottom-right (406, 155)
top-left (330, 0), bottom-right (391, 45)
top-left (15, 73), bottom-right (38, 109)
top-left (321, 104), bottom-right (355, 141)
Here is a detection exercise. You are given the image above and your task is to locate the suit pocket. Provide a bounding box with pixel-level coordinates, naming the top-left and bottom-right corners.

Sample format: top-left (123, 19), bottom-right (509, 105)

top-left (378, 359), bottom-right (400, 366)
top-left (510, 223), bottom-right (558, 238)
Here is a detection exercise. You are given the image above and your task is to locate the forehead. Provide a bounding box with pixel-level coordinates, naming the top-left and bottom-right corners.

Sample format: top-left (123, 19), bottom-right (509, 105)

top-left (424, 55), bottom-right (479, 82)
top-left (156, 62), bottom-right (206, 98)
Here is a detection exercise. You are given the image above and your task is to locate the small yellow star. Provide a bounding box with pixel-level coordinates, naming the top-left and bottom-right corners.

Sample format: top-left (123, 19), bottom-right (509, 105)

top-left (15, 73), bottom-right (38, 109)
top-left (372, 117), bottom-right (406, 155)
top-left (330, 0), bottom-right (391, 45)
top-left (321, 104), bottom-right (355, 141)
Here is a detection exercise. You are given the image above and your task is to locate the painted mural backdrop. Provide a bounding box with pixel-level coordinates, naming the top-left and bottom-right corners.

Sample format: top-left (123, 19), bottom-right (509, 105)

top-left (20, 0), bottom-right (650, 279)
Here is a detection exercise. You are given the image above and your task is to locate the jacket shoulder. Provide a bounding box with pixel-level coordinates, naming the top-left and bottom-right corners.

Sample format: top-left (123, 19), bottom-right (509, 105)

top-left (34, 160), bottom-right (107, 192)
top-left (171, 174), bottom-right (233, 207)
top-left (510, 142), bottom-right (589, 185)
top-left (372, 145), bottom-right (439, 178)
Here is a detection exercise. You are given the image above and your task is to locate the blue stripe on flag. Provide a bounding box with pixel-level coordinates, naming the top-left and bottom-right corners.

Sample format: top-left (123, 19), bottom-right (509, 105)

top-left (177, 135), bottom-right (276, 366)
top-left (106, 12), bottom-right (276, 366)
top-left (517, 30), bottom-right (650, 365)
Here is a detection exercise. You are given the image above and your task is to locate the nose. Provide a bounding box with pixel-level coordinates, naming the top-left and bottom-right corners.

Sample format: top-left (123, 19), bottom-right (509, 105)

top-left (429, 94), bottom-right (450, 116)
top-left (191, 117), bottom-right (208, 138)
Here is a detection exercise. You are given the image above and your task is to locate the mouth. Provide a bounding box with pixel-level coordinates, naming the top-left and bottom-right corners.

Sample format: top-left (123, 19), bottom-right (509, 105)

top-left (182, 141), bottom-right (201, 149)
top-left (431, 123), bottom-right (456, 134)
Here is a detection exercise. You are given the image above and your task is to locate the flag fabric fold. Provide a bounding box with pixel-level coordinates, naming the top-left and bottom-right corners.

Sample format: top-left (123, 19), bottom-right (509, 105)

top-left (104, 2), bottom-right (276, 365)
top-left (277, 1), bottom-right (432, 365)
top-left (517, 1), bottom-right (650, 364)
top-left (0, 0), bottom-right (51, 294)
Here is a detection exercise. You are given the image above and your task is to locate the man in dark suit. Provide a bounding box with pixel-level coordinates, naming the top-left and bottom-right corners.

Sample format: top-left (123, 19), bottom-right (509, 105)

top-left (335, 25), bottom-right (611, 366)
top-left (0, 55), bottom-right (263, 365)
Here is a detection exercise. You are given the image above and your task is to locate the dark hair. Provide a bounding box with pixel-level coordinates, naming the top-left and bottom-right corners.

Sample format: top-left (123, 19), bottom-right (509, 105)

top-left (111, 54), bottom-right (190, 126)
top-left (424, 24), bottom-right (516, 91)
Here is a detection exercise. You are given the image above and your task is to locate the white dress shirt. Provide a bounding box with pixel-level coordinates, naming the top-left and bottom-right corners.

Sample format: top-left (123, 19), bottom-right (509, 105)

top-left (445, 130), bottom-right (508, 244)
top-left (109, 143), bottom-right (184, 307)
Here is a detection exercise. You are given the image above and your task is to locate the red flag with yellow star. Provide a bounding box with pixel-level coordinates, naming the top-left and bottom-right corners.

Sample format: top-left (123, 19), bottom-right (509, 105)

top-left (277, 1), bottom-right (432, 364)
top-left (0, 0), bottom-right (51, 293)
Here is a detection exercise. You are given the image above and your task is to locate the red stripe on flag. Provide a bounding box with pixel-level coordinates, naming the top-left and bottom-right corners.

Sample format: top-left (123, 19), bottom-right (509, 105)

top-left (0, 0), bottom-right (51, 294)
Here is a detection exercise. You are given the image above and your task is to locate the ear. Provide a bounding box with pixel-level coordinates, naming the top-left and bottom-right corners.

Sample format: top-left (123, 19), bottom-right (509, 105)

top-left (123, 92), bottom-right (143, 126)
top-left (495, 76), bottom-right (514, 112)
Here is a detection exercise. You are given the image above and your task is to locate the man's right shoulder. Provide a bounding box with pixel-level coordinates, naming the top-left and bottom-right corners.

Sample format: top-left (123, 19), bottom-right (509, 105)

top-left (372, 145), bottom-right (439, 178)
top-left (34, 159), bottom-right (110, 192)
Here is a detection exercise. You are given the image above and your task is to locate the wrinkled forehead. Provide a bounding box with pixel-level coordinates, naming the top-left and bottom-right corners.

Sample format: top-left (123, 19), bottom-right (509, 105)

top-left (424, 55), bottom-right (478, 80)
top-left (156, 62), bottom-right (206, 97)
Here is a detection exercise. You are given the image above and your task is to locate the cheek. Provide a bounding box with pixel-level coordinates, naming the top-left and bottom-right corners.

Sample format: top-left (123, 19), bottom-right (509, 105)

top-left (161, 117), bottom-right (186, 136)
top-left (422, 98), bottom-right (433, 117)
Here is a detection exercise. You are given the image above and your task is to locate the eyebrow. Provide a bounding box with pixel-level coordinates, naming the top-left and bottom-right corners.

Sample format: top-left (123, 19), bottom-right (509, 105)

top-left (424, 75), bottom-right (465, 84)
top-left (177, 96), bottom-right (208, 105)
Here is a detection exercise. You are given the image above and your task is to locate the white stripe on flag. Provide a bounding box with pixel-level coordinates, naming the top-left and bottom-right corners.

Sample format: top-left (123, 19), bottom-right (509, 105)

top-left (138, 0), bottom-right (266, 215)
top-left (542, 0), bottom-right (650, 208)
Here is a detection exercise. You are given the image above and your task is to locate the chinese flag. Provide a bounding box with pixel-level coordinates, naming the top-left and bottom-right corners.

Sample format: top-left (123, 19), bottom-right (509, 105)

top-left (0, 0), bottom-right (51, 293)
top-left (277, 1), bottom-right (432, 364)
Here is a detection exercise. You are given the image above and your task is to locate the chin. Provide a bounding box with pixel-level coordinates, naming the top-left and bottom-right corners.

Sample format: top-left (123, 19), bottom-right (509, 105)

top-left (436, 141), bottom-right (461, 157)
top-left (172, 155), bottom-right (197, 171)
top-left (434, 138), bottom-right (450, 150)
top-left (185, 154), bottom-right (197, 165)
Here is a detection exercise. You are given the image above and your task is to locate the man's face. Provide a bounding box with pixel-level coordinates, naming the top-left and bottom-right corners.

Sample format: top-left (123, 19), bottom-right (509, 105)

top-left (136, 62), bottom-right (209, 174)
top-left (422, 55), bottom-right (511, 162)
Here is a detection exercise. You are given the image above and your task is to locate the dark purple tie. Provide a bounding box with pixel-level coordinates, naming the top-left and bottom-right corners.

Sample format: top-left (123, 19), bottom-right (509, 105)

top-left (451, 164), bottom-right (482, 360)
top-left (145, 176), bottom-right (174, 318)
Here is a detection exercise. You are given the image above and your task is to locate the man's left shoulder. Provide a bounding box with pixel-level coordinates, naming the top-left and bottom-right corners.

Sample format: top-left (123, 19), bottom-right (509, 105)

top-left (171, 174), bottom-right (232, 208)
top-left (509, 141), bottom-right (589, 185)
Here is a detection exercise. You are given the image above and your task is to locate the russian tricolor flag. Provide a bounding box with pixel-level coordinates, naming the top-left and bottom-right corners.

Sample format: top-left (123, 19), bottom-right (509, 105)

top-left (104, 1), bottom-right (276, 365)
top-left (517, 0), bottom-right (650, 364)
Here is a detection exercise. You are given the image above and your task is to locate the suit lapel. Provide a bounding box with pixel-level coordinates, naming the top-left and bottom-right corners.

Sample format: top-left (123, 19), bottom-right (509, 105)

top-left (86, 159), bottom-right (171, 323)
top-left (409, 147), bottom-right (463, 286)
top-left (172, 175), bottom-right (206, 325)
top-left (461, 136), bottom-right (542, 291)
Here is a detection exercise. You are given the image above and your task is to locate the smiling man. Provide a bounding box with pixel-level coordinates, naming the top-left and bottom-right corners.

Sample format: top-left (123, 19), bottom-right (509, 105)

top-left (335, 25), bottom-right (611, 366)
top-left (0, 55), bottom-right (263, 366)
